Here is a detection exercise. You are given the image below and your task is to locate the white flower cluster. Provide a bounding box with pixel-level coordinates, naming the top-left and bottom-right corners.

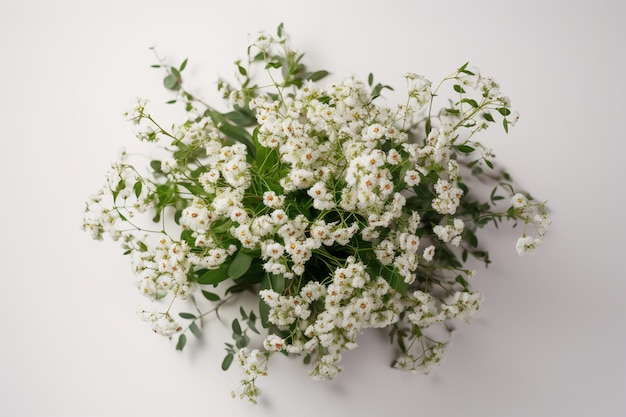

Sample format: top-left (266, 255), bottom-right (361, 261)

top-left (392, 289), bottom-right (483, 374)
top-left (138, 310), bottom-right (182, 337)
top-left (131, 236), bottom-right (196, 300)
top-left (231, 348), bottom-right (268, 404)
top-left (243, 77), bottom-right (469, 284)
top-left (259, 257), bottom-right (402, 379)
top-left (394, 343), bottom-right (446, 375)
top-left (82, 162), bottom-right (151, 241)
top-left (433, 218), bottom-right (465, 247)
top-left (510, 193), bottom-right (552, 255)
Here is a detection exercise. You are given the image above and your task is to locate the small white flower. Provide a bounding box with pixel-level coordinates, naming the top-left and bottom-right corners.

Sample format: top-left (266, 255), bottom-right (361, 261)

top-left (404, 169), bottom-right (421, 187)
top-left (511, 193), bottom-right (528, 209)
top-left (533, 214), bottom-right (552, 236)
top-left (263, 334), bottom-right (286, 351)
top-left (250, 32), bottom-right (274, 50)
top-left (263, 191), bottom-right (285, 208)
top-left (516, 236), bottom-right (541, 255)
top-left (423, 245), bottom-right (435, 262)
top-left (124, 98), bottom-right (148, 124)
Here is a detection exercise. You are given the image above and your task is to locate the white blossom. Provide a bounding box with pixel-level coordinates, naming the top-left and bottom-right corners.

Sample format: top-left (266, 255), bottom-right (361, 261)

top-left (516, 236), bottom-right (541, 255)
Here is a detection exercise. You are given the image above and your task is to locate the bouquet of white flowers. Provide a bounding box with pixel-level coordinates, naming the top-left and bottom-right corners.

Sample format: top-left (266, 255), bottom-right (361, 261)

top-left (82, 24), bottom-right (550, 402)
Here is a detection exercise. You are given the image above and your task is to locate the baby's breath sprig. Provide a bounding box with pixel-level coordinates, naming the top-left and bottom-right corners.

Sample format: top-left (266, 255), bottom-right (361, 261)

top-left (82, 23), bottom-right (551, 403)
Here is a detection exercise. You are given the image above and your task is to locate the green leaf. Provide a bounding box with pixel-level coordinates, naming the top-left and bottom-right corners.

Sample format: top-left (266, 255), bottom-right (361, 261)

top-left (248, 311), bottom-right (260, 334)
top-left (464, 228), bottom-right (478, 247)
top-left (457, 62), bottom-right (475, 75)
top-left (175, 334), bottom-right (187, 351)
top-left (497, 107), bottom-right (511, 116)
top-left (179, 181), bottom-right (209, 197)
top-left (371, 83), bottom-right (394, 100)
top-left (503, 118), bottom-right (509, 133)
top-left (490, 186), bottom-right (504, 203)
top-left (225, 284), bottom-right (246, 295)
top-left (235, 334), bottom-right (250, 349)
top-left (179, 312), bottom-right (196, 319)
top-left (457, 145), bottom-right (475, 153)
top-left (397, 332), bottom-right (407, 353)
top-left (377, 266), bottom-right (407, 295)
top-left (368, 73), bottom-right (374, 86)
top-left (485, 159), bottom-right (494, 169)
top-left (306, 70), bottom-right (329, 81)
top-left (453, 84), bottom-right (466, 93)
top-left (472, 250), bottom-right (491, 267)
top-left (460, 98), bottom-right (479, 108)
top-left (163, 74), bottom-right (179, 90)
top-left (455, 275), bottom-right (469, 290)
top-left (155, 183), bottom-right (176, 208)
top-left (189, 322), bottom-right (202, 338)
top-left (174, 209), bottom-right (183, 225)
top-left (201, 290), bottom-right (220, 301)
top-left (179, 58), bottom-right (188, 72)
top-left (248, 321), bottom-right (259, 335)
top-left (233, 260), bottom-right (265, 285)
top-left (180, 229), bottom-right (194, 246)
top-left (150, 160), bottom-right (162, 173)
top-left (266, 60), bottom-right (283, 69)
top-left (483, 112), bottom-right (495, 122)
top-left (225, 107), bottom-right (256, 127)
top-left (277, 22), bottom-right (284, 38)
top-left (458, 181), bottom-right (468, 195)
top-left (237, 62), bottom-right (247, 76)
top-left (228, 251), bottom-right (253, 280)
top-left (133, 181), bottom-right (143, 198)
top-left (210, 218), bottom-right (232, 234)
top-left (269, 273), bottom-right (285, 293)
top-left (232, 319), bottom-right (242, 335)
top-left (221, 353), bottom-right (234, 370)
top-left (252, 51), bottom-right (265, 62)
top-left (112, 179), bottom-right (125, 202)
top-left (197, 261), bottom-right (231, 286)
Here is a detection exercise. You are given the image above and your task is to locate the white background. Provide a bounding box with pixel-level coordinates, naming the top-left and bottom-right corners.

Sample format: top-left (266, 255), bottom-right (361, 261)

top-left (1, 1), bottom-right (625, 416)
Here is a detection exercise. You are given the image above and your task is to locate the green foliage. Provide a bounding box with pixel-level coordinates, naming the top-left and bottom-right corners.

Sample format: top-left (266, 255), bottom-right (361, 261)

top-left (221, 353), bottom-right (234, 370)
top-left (227, 251), bottom-right (253, 280)
top-left (175, 334), bottom-right (186, 351)
top-left (221, 307), bottom-right (261, 370)
top-left (197, 262), bottom-right (231, 286)
top-left (201, 290), bottom-right (220, 301)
